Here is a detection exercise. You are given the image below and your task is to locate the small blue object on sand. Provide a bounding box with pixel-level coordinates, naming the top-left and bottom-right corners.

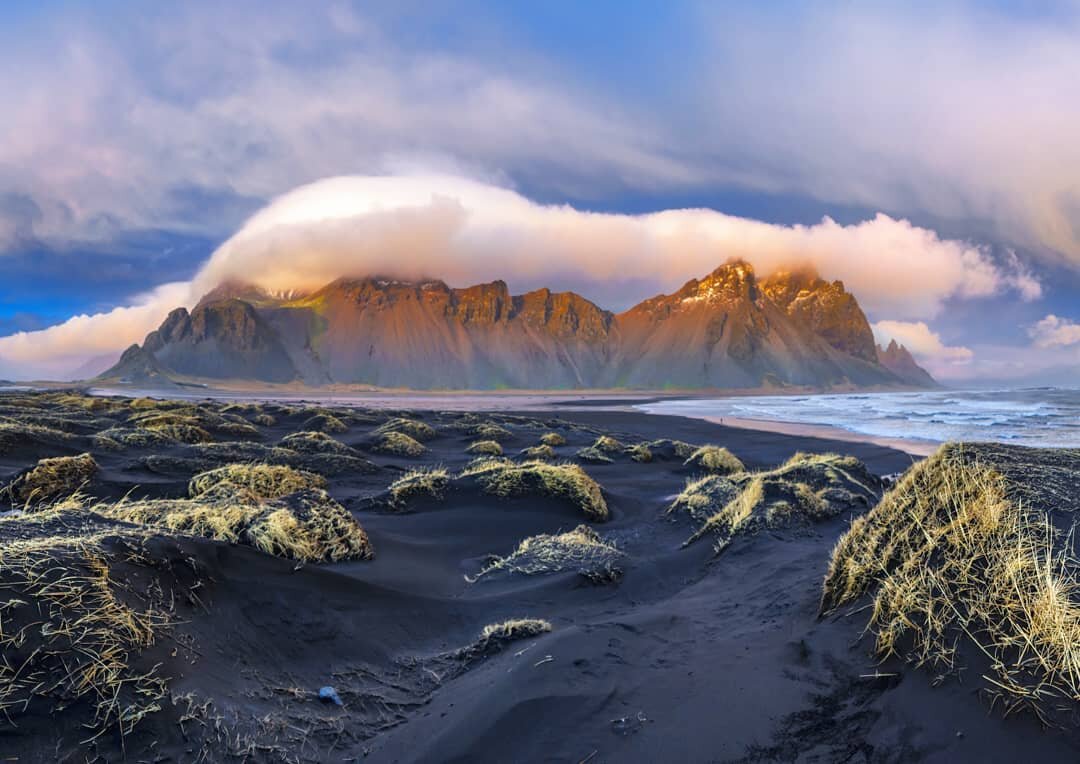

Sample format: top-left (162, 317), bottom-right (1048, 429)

top-left (318, 686), bottom-right (343, 706)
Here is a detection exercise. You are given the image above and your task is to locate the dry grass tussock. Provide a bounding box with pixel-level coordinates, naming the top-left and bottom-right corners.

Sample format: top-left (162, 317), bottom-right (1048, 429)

top-left (673, 451), bottom-right (879, 551)
top-left (127, 397), bottom-right (168, 409)
top-left (43, 392), bottom-right (127, 414)
top-left (468, 524), bottom-right (622, 583)
top-left (592, 435), bottom-right (624, 453)
top-left (302, 413), bottom-right (348, 434)
top-left (388, 468), bottom-right (450, 508)
top-left (821, 444), bottom-right (1080, 718)
top-left (375, 417), bottom-right (436, 441)
top-left (626, 443), bottom-right (652, 463)
top-left (188, 463), bottom-right (327, 500)
top-left (0, 525), bottom-right (174, 739)
top-left (129, 408), bottom-right (259, 440)
top-left (540, 432), bottom-right (567, 447)
top-left (461, 456), bottom-right (513, 476)
top-left (521, 444), bottom-right (556, 460)
top-left (466, 439), bottom-right (503, 456)
top-left (280, 430), bottom-right (355, 454)
top-left (571, 434), bottom-right (630, 465)
top-left (6, 453), bottom-right (98, 505)
top-left (84, 488), bottom-right (372, 563)
top-left (140, 421), bottom-right (213, 444)
top-left (93, 426), bottom-right (175, 450)
top-left (684, 445), bottom-right (745, 475)
top-left (456, 617), bottom-right (553, 663)
top-left (472, 423), bottom-right (513, 441)
top-left (479, 618), bottom-right (552, 643)
top-left (0, 419), bottom-right (75, 453)
top-left (575, 447), bottom-right (613, 464)
top-left (374, 431), bottom-right (427, 457)
top-left (468, 460), bottom-right (609, 521)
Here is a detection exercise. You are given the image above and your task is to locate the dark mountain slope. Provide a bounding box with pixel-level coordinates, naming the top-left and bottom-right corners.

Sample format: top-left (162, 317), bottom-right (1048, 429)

top-left (102, 262), bottom-right (935, 390)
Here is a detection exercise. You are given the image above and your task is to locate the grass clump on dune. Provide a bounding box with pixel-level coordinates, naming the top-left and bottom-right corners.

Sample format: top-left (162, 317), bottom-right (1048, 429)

top-left (593, 435), bottom-right (624, 453)
top-left (540, 432), bottom-right (566, 447)
top-left (130, 408), bottom-right (259, 440)
top-left (188, 464), bottom-right (327, 501)
top-left (0, 527), bottom-right (173, 738)
top-left (472, 423), bottom-right (513, 442)
top-left (674, 451), bottom-right (879, 550)
top-left (469, 460), bottom-right (609, 521)
top-left (461, 456), bottom-right (513, 476)
top-left (467, 439), bottom-right (503, 456)
top-left (456, 617), bottom-right (553, 663)
top-left (521, 444), bottom-right (556, 460)
top-left (480, 617), bottom-right (552, 642)
top-left (388, 467), bottom-right (450, 508)
top-left (128, 397), bottom-right (169, 410)
top-left (252, 413), bottom-right (276, 427)
top-left (684, 445), bottom-right (745, 474)
top-left (575, 435), bottom-right (626, 464)
top-left (0, 420), bottom-right (75, 454)
top-left (94, 426), bottom-right (174, 451)
top-left (376, 417), bottom-right (436, 442)
top-left (45, 392), bottom-right (125, 414)
top-left (280, 431), bottom-right (354, 455)
top-left (469, 524), bottom-right (622, 583)
top-left (87, 488), bottom-right (372, 563)
top-left (302, 413), bottom-right (348, 434)
top-left (667, 474), bottom-right (742, 524)
top-left (374, 431), bottom-right (427, 457)
top-left (820, 443), bottom-right (1080, 717)
top-left (142, 421), bottom-right (213, 444)
top-left (626, 443), bottom-right (653, 463)
top-left (6, 453), bottom-right (98, 504)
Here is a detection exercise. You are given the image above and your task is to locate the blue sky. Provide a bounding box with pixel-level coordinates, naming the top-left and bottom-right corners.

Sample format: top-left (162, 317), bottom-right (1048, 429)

top-left (1, 0), bottom-right (1079, 381)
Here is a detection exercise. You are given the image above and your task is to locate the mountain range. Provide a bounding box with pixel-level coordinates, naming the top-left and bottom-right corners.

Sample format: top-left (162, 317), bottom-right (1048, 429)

top-left (103, 260), bottom-right (935, 390)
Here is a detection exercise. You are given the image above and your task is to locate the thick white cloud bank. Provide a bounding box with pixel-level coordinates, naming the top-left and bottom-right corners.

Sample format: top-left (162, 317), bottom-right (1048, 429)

top-left (0, 174), bottom-right (1045, 379)
top-left (195, 174), bottom-right (1038, 317)
top-left (0, 283), bottom-right (190, 381)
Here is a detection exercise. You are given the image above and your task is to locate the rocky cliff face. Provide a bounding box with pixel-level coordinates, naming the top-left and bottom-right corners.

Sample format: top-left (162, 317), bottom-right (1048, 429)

top-left (136, 300), bottom-right (298, 383)
top-left (287, 277), bottom-right (616, 389)
top-left (876, 339), bottom-right (938, 387)
top-left (102, 262), bottom-right (936, 390)
top-left (760, 269), bottom-right (878, 362)
top-left (610, 262), bottom-right (896, 388)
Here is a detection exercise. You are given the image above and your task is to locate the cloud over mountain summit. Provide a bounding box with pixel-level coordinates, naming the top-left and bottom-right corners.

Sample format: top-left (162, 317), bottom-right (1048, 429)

top-left (0, 174), bottom-right (1040, 379)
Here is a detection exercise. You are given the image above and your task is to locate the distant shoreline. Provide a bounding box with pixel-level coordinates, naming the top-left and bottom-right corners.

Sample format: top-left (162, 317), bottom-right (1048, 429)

top-left (79, 384), bottom-right (941, 457)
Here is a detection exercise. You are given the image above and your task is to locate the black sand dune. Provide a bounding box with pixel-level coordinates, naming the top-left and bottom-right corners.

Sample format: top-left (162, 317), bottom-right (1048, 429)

top-left (0, 391), bottom-right (1078, 762)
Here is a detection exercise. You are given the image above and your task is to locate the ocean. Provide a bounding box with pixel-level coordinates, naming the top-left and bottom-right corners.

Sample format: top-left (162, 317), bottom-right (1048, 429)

top-left (638, 387), bottom-right (1080, 451)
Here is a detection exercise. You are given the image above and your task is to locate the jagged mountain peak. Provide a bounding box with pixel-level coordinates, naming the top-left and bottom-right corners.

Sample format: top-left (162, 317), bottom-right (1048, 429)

top-left (760, 268), bottom-right (877, 362)
top-left (195, 280), bottom-right (309, 309)
top-left (877, 340), bottom-right (937, 387)
top-left (683, 259), bottom-right (759, 304)
top-left (101, 264), bottom-right (937, 390)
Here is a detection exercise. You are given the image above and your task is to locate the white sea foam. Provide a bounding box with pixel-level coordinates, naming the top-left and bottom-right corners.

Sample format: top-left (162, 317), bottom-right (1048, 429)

top-left (639, 388), bottom-right (1080, 449)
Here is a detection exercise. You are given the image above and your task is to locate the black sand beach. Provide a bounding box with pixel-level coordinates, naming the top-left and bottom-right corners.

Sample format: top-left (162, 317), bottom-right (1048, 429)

top-left (0, 391), bottom-right (1077, 762)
